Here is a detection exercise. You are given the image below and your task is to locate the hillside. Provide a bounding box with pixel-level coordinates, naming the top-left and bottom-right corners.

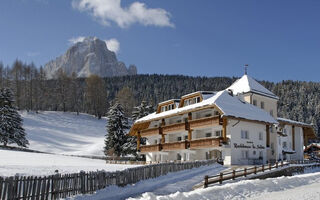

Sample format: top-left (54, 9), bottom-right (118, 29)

top-left (20, 111), bottom-right (107, 156)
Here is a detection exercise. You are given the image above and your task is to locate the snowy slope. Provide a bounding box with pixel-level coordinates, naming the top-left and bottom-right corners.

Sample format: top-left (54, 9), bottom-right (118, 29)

top-left (0, 150), bottom-right (139, 177)
top-left (20, 111), bottom-right (107, 156)
top-left (129, 168), bottom-right (320, 200)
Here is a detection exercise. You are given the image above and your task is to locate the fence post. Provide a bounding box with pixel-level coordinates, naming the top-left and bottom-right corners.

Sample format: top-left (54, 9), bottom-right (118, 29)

top-left (281, 161), bottom-right (283, 167)
top-left (232, 170), bottom-right (235, 180)
top-left (80, 171), bottom-right (86, 194)
top-left (276, 162), bottom-right (278, 168)
top-left (269, 163), bottom-right (271, 170)
top-left (254, 166), bottom-right (257, 174)
top-left (204, 175), bottom-right (208, 188)
top-left (219, 173), bottom-right (223, 184)
top-left (262, 165), bottom-right (264, 172)
top-left (244, 168), bottom-right (247, 177)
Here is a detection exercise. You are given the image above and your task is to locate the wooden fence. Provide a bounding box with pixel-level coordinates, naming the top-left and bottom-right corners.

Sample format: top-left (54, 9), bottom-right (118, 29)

top-left (203, 160), bottom-right (320, 188)
top-left (0, 159), bottom-right (215, 200)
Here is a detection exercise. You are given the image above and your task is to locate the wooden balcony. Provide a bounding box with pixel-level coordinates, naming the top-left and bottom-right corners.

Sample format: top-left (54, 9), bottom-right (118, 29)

top-left (162, 122), bottom-right (186, 134)
top-left (140, 144), bottom-right (161, 153)
top-left (189, 138), bottom-right (220, 149)
top-left (140, 127), bottom-right (160, 137)
top-left (162, 141), bottom-right (188, 151)
top-left (189, 116), bottom-right (219, 130)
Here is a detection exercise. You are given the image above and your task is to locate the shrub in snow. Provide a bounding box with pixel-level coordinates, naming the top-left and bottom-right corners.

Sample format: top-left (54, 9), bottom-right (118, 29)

top-left (0, 88), bottom-right (29, 147)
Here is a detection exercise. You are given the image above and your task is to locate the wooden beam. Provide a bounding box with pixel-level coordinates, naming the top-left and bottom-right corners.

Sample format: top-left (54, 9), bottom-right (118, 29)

top-left (266, 125), bottom-right (270, 148)
top-left (137, 132), bottom-right (141, 151)
top-left (292, 125), bottom-right (295, 150)
top-left (188, 112), bottom-right (192, 141)
top-left (222, 118), bottom-right (227, 142)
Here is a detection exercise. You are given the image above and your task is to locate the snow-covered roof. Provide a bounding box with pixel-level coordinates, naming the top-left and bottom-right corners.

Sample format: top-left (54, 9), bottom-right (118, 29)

top-left (181, 91), bottom-right (215, 99)
top-left (277, 117), bottom-right (312, 127)
top-left (136, 90), bottom-right (278, 124)
top-left (158, 99), bottom-right (180, 105)
top-left (227, 75), bottom-right (279, 99)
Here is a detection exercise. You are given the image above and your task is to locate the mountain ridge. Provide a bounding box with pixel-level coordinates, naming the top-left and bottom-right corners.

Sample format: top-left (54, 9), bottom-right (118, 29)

top-left (44, 37), bottom-right (137, 79)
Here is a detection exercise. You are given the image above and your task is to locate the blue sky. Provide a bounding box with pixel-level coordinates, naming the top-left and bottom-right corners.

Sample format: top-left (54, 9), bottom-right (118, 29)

top-left (0, 0), bottom-right (319, 82)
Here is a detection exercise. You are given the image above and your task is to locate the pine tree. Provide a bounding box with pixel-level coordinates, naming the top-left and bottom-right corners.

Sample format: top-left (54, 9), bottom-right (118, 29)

top-left (122, 101), bottom-right (154, 157)
top-left (104, 103), bottom-right (129, 157)
top-left (0, 88), bottom-right (29, 147)
top-left (132, 101), bottom-right (153, 122)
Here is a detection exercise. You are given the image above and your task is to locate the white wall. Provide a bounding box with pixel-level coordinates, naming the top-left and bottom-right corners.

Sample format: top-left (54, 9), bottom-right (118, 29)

top-left (228, 119), bottom-right (267, 165)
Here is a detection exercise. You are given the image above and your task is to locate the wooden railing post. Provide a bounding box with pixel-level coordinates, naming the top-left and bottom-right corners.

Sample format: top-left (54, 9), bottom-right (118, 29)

top-left (269, 163), bottom-right (271, 171)
top-left (204, 175), bottom-right (208, 188)
top-left (276, 162), bottom-right (278, 168)
top-left (244, 168), bottom-right (247, 177)
top-left (262, 165), bottom-right (264, 172)
top-left (219, 173), bottom-right (223, 184)
top-left (281, 161), bottom-right (283, 167)
top-left (254, 166), bottom-right (257, 174)
top-left (232, 170), bottom-right (236, 180)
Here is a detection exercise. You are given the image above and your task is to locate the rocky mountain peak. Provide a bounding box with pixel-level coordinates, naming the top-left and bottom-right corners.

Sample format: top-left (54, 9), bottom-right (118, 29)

top-left (44, 37), bottom-right (137, 79)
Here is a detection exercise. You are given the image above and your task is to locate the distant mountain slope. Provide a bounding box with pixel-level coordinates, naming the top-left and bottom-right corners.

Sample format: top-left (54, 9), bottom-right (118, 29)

top-left (20, 111), bottom-right (107, 156)
top-left (44, 37), bottom-right (137, 78)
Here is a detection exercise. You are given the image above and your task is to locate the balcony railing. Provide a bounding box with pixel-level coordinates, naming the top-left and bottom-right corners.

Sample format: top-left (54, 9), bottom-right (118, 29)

top-left (162, 141), bottom-right (188, 151)
top-left (140, 127), bottom-right (160, 137)
top-left (162, 122), bottom-right (186, 134)
top-left (140, 144), bottom-right (161, 153)
top-left (189, 116), bottom-right (220, 129)
top-left (189, 138), bottom-right (220, 149)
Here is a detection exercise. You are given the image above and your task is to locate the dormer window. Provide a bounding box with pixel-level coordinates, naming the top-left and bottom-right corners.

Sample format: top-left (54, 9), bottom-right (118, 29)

top-left (184, 96), bottom-right (201, 107)
top-left (160, 103), bottom-right (175, 113)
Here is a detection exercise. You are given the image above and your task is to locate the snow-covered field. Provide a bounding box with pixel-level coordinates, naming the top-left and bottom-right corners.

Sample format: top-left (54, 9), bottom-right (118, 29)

top-left (20, 111), bottom-right (107, 156)
top-left (0, 149), bottom-right (139, 177)
top-left (128, 168), bottom-right (320, 200)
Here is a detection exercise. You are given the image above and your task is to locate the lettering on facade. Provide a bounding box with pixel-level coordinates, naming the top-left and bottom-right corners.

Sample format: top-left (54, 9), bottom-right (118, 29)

top-left (234, 143), bottom-right (265, 149)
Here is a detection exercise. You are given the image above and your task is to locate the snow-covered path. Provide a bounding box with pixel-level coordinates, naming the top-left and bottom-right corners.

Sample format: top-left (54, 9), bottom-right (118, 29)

top-left (71, 164), bottom-right (226, 200)
top-left (130, 168), bottom-right (320, 200)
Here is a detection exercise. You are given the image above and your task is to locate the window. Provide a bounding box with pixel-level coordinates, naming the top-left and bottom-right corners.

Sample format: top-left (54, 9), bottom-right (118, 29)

top-left (242, 150), bottom-right (249, 159)
top-left (161, 106), bottom-right (165, 112)
top-left (177, 137), bottom-right (182, 141)
top-left (259, 151), bottom-right (263, 158)
top-left (196, 96), bottom-right (201, 103)
top-left (283, 141), bottom-right (287, 148)
top-left (184, 135), bottom-right (188, 140)
top-left (259, 132), bottom-right (263, 140)
top-left (283, 128), bottom-right (287, 134)
top-left (206, 133), bottom-right (212, 138)
top-left (253, 99), bottom-right (257, 106)
top-left (241, 130), bottom-right (249, 139)
top-left (215, 130), bottom-right (222, 137)
top-left (184, 99), bottom-right (189, 106)
top-left (177, 153), bottom-right (182, 160)
top-left (154, 140), bottom-right (158, 144)
top-left (261, 101), bottom-right (265, 109)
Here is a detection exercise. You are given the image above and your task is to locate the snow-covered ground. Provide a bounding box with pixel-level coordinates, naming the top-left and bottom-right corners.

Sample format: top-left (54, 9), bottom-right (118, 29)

top-left (129, 168), bottom-right (320, 200)
top-left (70, 164), bottom-right (226, 200)
top-left (20, 111), bottom-right (107, 156)
top-left (0, 149), bottom-right (139, 177)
